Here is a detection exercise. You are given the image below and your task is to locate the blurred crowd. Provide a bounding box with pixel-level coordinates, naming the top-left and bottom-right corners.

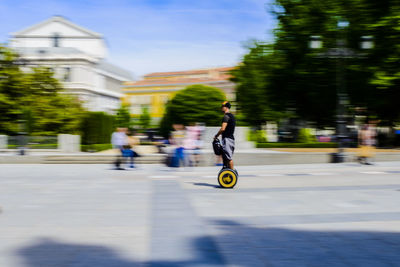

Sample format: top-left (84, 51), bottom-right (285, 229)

top-left (165, 123), bottom-right (206, 168)
top-left (111, 123), bottom-right (208, 169)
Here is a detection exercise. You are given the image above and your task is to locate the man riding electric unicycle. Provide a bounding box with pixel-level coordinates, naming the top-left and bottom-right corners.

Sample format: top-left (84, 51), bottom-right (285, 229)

top-left (213, 101), bottom-right (238, 188)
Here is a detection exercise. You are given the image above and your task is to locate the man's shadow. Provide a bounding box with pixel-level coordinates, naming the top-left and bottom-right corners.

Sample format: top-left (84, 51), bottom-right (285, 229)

top-left (192, 182), bottom-right (220, 188)
top-left (16, 238), bottom-right (137, 267)
top-left (15, 220), bottom-right (400, 266)
top-left (16, 236), bottom-right (225, 267)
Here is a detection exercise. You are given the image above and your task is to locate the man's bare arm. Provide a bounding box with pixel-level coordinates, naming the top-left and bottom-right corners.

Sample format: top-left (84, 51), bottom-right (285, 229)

top-left (215, 122), bottom-right (228, 139)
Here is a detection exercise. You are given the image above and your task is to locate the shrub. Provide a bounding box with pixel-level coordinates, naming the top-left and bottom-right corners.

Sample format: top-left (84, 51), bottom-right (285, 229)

top-left (297, 128), bottom-right (317, 143)
top-left (256, 142), bottom-right (337, 148)
top-left (248, 130), bottom-right (267, 142)
top-left (159, 84), bottom-right (226, 138)
top-left (81, 143), bottom-right (113, 152)
top-left (81, 112), bottom-right (115, 145)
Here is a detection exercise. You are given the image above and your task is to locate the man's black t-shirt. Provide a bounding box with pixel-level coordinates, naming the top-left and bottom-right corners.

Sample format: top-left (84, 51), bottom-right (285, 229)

top-left (222, 113), bottom-right (236, 139)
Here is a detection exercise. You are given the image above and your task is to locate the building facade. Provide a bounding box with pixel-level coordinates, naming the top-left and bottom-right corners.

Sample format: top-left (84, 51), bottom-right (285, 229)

top-left (122, 67), bottom-right (235, 121)
top-left (9, 16), bottom-right (132, 113)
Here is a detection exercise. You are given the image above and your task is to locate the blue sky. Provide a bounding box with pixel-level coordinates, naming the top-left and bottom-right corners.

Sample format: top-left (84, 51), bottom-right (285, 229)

top-left (0, 0), bottom-right (275, 78)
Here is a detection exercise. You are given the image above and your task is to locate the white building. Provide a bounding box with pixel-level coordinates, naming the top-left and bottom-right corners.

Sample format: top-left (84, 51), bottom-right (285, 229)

top-left (9, 16), bottom-right (132, 112)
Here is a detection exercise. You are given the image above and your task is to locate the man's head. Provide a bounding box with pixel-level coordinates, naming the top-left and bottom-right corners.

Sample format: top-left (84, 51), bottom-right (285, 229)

top-left (221, 101), bottom-right (231, 113)
top-left (118, 127), bottom-right (128, 133)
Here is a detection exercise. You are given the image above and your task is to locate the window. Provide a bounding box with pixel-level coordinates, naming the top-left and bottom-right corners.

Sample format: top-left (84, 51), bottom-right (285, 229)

top-left (64, 67), bottom-right (71, 82)
top-left (52, 33), bottom-right (60, 47)
top-left (131, 95), bottom-right (151, 105)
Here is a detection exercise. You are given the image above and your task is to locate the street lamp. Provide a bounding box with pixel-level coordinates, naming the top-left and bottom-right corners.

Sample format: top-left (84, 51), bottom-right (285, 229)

top-left (309, 20), bottom-right (373, 163)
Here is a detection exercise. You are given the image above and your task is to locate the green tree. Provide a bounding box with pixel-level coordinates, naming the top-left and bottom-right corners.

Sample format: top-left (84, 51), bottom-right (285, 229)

top-left (0, 46), bottom-right (27, 134)
top-left (0, 46), bottom-right (85, 135)
top-left (367, 4), bottom-right (400, 125)
top-left (22, 68), bottom-right (86, 135)
top-left (115, 104), bottom-right (131, 128)
top-left (232, 0), bottom-right (400, 128)
top-left (159, 85), bottom-right (226, 137)
top-left (139, 106), bottom-right (151, 130)
top-left (230, 42), bottom-right (285, 128)
top-left (257, 0), bottom-right (342, 127)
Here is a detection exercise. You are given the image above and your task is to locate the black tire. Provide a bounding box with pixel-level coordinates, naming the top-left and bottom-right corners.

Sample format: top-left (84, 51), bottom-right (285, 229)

top-left (217, 168), bottom-right (238, 188)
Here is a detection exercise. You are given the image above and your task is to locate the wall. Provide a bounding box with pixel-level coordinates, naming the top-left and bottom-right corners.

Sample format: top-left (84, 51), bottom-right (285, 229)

top-left (0, 135), bottom-right (7, 149)
top-left (58, 134), bottom-right (81, 153)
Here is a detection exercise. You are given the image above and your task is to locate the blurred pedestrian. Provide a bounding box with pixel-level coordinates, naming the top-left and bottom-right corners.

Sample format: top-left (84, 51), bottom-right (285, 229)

top-left (169, 124), bottom-right (186, 167)
top-left (125, 130), bottom-right (140, 168)
top-left (357, 122), bottom-right (376, 165)
top-left (215, 155), bottom-right (223, 166)
top-left (184, 123), bottom-right (201, 166)
top-left (193, 122), bottom-right (205, 166)
top-left (111, 127), bottom-right (128, 170)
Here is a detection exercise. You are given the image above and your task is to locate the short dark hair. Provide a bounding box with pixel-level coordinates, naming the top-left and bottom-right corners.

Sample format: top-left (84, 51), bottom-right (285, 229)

top-left (221, 101), bottom-right (231, 109)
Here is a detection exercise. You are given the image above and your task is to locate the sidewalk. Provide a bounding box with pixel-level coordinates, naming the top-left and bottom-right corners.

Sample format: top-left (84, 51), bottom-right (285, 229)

top-left (1, 163), bottom-right (400, 266)
top-left (1, 147), bottom-right (400, 165)
top-left (265, 148), bottom-right (400, 153)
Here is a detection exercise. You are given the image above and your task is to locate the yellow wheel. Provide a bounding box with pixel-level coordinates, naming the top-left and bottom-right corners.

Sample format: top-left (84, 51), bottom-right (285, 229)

top-left (218, 169), bottom-right (237, 188)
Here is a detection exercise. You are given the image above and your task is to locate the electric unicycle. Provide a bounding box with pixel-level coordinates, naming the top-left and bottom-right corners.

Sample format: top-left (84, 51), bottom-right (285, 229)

top-left (217, 167), bottom-right (238, 188)
top-left (213, 138), bottom-right (238, 188)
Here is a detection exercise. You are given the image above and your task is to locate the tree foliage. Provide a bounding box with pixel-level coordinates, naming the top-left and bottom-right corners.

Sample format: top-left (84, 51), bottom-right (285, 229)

top-left (230, 43), bottom-right (285, 127)
top-left (139, 106), bottom-right (151, 130)
top-left (0, 45), bottom-right (85, 135)
top-left (367, 4), bottom-right (400, 124)
top-left (115, 104), bottom-right (131, 128)
top-left (232, 0), bottom-right (400, 127)
top-left (159, 85), bottom-right (226, 137)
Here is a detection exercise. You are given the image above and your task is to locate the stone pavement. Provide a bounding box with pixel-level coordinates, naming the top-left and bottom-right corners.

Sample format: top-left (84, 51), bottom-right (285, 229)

top-left (2, 150), bottom-right (400, 165)
top-left (1, 162), bottom-right (400, 266)
top-left (2, 148), bottom-right (400, 165)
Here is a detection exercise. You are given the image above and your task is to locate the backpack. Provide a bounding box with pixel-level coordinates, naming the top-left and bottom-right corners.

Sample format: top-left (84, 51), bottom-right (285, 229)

top-left (212, 138), bottom-right (223, 156)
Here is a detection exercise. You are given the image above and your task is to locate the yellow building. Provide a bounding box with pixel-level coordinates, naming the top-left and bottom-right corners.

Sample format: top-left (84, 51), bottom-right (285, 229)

top-left (122, 67), bottom-right (235, 121)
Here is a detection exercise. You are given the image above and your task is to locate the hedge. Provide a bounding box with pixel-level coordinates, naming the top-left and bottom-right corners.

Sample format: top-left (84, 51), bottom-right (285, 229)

top-left (7, 144), bottom-right (57, 149)
top-left (256, 142), bottom-right (338, 148)
top-left (81, 144), bottom-right (113, 152)
top-left (81, 112), bottom-right (115, 145)
top-left (247, 130), bottom-right (267, 143)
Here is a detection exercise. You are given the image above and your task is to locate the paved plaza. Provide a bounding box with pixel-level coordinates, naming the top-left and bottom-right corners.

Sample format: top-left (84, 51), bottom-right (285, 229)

top-left (1, 162), bottom-right (400, 266)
